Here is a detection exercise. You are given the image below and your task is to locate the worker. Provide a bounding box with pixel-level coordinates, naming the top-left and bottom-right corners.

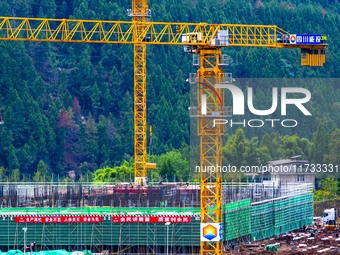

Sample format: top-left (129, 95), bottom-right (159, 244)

top-left (30, 242), bottom-right (36, 253)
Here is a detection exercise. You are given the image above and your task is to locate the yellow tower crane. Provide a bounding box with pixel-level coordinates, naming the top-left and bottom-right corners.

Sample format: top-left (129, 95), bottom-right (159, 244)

top-left (0, 2), bottom-right (327, 254)
top-left (130, 0), bottom-right (155, 186)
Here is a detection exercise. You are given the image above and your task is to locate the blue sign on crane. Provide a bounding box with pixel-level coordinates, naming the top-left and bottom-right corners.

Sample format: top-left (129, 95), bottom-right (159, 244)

top-left (289, 34), bottom-right (323, 45)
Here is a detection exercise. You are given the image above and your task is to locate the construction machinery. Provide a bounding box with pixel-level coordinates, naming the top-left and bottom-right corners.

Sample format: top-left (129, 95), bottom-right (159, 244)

top-left (323, 208), bottom-right (340, 230)
top-left (0, 0), bottom-right (327, 254)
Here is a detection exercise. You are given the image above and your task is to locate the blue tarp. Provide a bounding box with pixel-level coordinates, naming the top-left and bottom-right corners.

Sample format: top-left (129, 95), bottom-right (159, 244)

top-left (4, 250), bottom-right (23, 255)
top-left (37, 251), bottom-right (70, 255)
top-left (3, 250), bottom-right (90, 255)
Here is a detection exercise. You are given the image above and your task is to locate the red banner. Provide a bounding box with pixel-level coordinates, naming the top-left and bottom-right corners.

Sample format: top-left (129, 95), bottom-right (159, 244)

top-left (15, 215), bottom-right (191, 224)
top-left (15, 216), bottom-right (102, 223)
top-left (111, 216), bottom-right (191, 223)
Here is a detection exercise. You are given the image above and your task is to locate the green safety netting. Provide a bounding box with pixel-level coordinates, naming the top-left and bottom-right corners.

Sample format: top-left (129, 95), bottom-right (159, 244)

top-left (251, 194), bottom-right (313, 241)
top-left (0, 219), bottom-right (200, 247)
top-left (223, 199), bottom-right (251, 241)
top-left (0, 195), bottom-right (313, 247)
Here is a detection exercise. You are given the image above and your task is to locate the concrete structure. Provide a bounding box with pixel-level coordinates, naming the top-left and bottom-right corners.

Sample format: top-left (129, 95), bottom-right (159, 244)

top-left (266, 156), bottom-right (316, 190)
top-left (0, 182), bottom-right (313, 254)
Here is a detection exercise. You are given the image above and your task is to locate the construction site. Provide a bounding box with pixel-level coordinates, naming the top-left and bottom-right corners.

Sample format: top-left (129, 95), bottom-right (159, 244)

top-left (0, 0), bottom-right (333, 254)
top-left (1, 182), bottom-right (340, 254)
top-left (0, 182), bottom-right (320, 254)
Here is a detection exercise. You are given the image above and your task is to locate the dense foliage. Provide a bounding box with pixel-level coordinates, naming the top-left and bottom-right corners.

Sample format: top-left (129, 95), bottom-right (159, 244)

top-left (314, 178), bottom-right (339, 201)
top-left (0, 0), bottom-right (339, 181)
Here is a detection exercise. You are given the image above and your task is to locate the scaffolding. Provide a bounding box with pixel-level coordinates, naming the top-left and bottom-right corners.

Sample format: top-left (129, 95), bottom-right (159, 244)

top-left (251, 193), bottom-right (313, 241)
top-left (0, 217), bottom-right (200, 254)
top-left (0, 183), bottom-right (313, 254)
top-left (0, 182), bottom-right (312, 208)
top-left (0, 182), bottom-right (201, 208)
top-left (223, 199), bottom-right (251, 242)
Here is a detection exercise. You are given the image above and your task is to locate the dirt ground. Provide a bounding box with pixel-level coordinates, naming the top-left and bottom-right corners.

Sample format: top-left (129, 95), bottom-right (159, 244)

top-left (223, 227), bottom-right (340, 254)
top-left (314, 199), bottom-right (340, 217)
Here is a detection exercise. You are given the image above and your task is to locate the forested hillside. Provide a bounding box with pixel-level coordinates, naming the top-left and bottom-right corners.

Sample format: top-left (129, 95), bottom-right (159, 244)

top-left (0, 0), bottom-right (339, 181)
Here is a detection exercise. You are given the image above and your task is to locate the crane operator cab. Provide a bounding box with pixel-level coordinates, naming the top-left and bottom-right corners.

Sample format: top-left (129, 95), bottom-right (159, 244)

top-left (182, 30), bottom-right (229, 53)
top-left (277, 33), bottom-right (327, 67)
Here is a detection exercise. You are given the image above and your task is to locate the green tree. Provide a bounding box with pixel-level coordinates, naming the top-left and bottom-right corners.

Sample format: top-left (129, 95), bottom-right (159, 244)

top-left (160, 159), bottom-right (176, 182)
top-left (115, 161), bottom-right (134, 182)
top-left (93, 167), bottom-right (116, 182)
top-left (223, 129), bottom-right (271, 168)
top-left (222, 129), bottom-right (248, 169)
top-left (97, 115), bottom-right (110, 164)
top-left (84, 114), bottom-right (98, 164)
top-left (311, 123), bottom-right (330, 164)
top-left (33, 160), bottom-right (50, 182)
top-left (321, 178), bottom-right (339, 196)
top-left (0, 167), bottom-right (7, 182)
top-left (314, 178), bottom-right (339, 201)
top-left (93, 161), bottom-right (133, 183)
top-left (78, 169), bottom-right (94, 183)
top-left (10, 169), bottom-right (21, 182)
top-left (156, 150), bottom-right (189, 182)
top-left (7, 145), bottom-right (20, 170)
top-left (39, 0), bottom-right (56, 17)
top-left (326, 129), bottom-right (340, 168)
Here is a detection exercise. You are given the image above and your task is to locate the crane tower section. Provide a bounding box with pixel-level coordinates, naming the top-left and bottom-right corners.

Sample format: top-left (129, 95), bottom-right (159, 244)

top-left (129, 1), bottom-right (154, 186)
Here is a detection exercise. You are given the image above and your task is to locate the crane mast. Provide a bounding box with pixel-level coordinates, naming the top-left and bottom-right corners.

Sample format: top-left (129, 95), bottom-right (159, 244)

top-left (197, 48), bottom-right (224, 254)
top-left (130, 0), bottom-right (153, 186)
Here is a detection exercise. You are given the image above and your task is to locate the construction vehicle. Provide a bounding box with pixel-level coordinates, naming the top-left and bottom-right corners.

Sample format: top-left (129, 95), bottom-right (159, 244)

top-left (323, 208), bottom-right (340, 230)
top-left (0, 0), bottom-right (328, 254)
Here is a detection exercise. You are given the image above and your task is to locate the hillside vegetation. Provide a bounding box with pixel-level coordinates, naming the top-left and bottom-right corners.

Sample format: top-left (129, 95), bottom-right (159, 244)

top-left (0, 0), bottom-right (339, 181)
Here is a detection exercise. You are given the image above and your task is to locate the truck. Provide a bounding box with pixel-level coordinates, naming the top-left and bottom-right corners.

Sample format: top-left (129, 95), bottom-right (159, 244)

top-left (322, 208), bottom-right (340, 230)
